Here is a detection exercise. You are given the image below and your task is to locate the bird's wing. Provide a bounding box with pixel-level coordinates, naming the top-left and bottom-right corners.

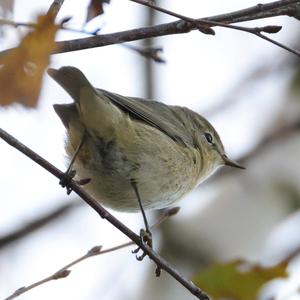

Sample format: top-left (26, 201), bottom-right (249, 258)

top-left (97, 88), bottom-right (194, 147)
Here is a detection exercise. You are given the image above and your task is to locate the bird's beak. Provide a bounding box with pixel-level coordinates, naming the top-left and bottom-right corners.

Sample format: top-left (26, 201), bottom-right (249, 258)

top-left (222, 154), bottom-right (245, 170)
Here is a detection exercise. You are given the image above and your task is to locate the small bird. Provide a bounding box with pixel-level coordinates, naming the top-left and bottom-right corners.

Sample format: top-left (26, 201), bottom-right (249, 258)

top-left (48, 66), bottom-right (244, 214)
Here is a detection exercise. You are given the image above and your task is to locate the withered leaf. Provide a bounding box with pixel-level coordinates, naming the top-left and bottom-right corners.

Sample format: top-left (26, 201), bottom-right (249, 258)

top-left (0, 14), bottom-right (59, 107)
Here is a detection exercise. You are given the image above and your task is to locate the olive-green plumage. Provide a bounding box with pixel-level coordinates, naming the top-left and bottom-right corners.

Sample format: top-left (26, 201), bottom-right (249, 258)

top-left (49, 66), bottom-right (244, 212)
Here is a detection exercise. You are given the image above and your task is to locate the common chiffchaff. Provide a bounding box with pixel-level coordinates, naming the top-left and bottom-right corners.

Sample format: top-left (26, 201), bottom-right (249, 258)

top-left (48, 66), bottom-right (244, 212)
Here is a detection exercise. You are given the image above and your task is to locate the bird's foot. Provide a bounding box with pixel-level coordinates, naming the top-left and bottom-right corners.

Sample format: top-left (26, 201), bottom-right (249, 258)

top-left (132, 228), bottom-right (153, 261)
top-left (60, 169), bottom-right (76, 195)
top-left (60, 169), bottom-right (91, 195)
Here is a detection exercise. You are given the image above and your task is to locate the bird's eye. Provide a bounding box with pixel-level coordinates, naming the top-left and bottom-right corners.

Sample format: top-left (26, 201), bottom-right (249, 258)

top-left (205, 133), bottom-right (213, 144)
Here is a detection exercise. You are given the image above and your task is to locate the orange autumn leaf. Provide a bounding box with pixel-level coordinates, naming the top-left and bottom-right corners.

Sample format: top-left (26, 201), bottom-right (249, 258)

top-left (0, 14), bottom-right (59, 107)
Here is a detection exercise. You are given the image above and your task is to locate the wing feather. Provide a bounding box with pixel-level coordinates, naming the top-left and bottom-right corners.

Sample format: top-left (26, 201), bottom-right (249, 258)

top-left (97, 88), bottom-right (194, 147)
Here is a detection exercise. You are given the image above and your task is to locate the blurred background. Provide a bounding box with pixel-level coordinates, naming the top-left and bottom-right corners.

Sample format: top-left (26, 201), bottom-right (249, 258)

top-left (1, 0), bottom-right (300, 299)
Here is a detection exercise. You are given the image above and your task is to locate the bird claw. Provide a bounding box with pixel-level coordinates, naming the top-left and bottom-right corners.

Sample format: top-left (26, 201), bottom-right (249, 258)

top-left (140, 229), bottom-right (153, 248)
top-left (132, 229), bottom-right (153, 261)
top-left (59, 169), bottom-right (91, 195)
top-left (59, 170), bottom-right (76, 195)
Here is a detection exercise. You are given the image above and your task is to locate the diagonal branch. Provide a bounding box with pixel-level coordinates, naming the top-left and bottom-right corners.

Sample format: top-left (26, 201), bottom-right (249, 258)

top-left (0, 201), bottom-right (80, 249)
top-left (0, 127), bottom-right (208, 300)
top-left (4, 207), bottom-right (180, 300)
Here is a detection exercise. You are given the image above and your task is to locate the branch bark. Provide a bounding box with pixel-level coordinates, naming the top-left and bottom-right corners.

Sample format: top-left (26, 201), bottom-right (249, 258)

top-left (0, 127), bottom-right (208, 300)
top-left (46, 0), bottom-right (300, 54)
top-left (0, 0), bottom-right (299, 57)
top-left (4, 206), bottom-right (180, 300)
top-left (131, 0), bottom-right (300, 57)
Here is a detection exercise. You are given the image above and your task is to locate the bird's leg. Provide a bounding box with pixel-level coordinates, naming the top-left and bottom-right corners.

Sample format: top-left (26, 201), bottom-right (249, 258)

top-left (60, 132), bottom-right (90, 194)
top-left (131, 179), bottom-right (152, 261)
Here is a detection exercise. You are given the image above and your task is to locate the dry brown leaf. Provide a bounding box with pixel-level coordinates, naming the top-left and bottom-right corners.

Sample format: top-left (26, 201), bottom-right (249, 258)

top-left (0, 14), bottom-right (59, 107)
top-left (86, 0), bottom-right (110, 23)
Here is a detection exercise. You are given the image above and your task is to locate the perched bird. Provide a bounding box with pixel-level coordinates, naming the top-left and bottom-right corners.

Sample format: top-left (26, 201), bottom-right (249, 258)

top-left (49, 66), bottom-right (244, 213)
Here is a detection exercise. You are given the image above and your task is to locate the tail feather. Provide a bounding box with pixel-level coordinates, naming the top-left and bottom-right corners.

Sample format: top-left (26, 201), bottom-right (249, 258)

top-left (50, 66), bottom-right (125, 141)
top-left (53, 103), bottom-right (78, 129)
top-left (47, 66), bottom-right (95, 102)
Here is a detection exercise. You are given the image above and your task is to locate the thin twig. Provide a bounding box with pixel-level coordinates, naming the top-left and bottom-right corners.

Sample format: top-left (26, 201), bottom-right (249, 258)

top-left (0, 19), bottom-right (36, 28)
top-left (62, 26), bottom-right (166, 63)
top-left (250, 30), bottom-right (300, 56)
top-left (131, 0), bottom-right (300, 57)
top-left (0, 18), bottom-right (166, 63)
top-left (4, 206), bottom-right (180, 300)
top-left (122, 43), bottom-right (166, 63)
top-left (59, 24), bottom-right (166, 63)
top-left (0, 127), bottom-right (208, 300)
top-left (0, 0), bottom-right (64, 29)
top-left (131, 0), bottom-right (216, 35)
top-left (0, 0), bottom-right (299, 56)
top-left (4, 245), bottom-right (123, 300)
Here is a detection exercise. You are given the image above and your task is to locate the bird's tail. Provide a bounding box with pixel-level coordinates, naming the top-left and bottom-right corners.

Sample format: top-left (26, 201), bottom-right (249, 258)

top-left (47, 66), bottom-right (96, 103)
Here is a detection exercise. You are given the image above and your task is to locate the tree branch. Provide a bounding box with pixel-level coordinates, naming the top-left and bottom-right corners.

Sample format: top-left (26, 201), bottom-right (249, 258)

top-left (4, 206), bottom-right (180, 300)
top-left (45, 0), bottom-right (300, 54)
top-left (0, 127), bottom-right (208, 300)
top-left (131, 0), bottom-right (300, 57)
top-left (0, 19), bottom-right (166, 63)
top-left (0, 0), bottom-right (299, 57)
top-left (0, 201), bottom-right (80, 249)
top-left (4, 244), bottom-right (129, 300)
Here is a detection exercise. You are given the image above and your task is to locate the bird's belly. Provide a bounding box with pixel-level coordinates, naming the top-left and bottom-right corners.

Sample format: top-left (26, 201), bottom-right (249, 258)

top-left (72, 142), bottom-right (196, 212)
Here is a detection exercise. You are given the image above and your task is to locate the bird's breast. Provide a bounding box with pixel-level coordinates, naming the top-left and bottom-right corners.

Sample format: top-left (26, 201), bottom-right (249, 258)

top-left (66, 122), bottom-right (205, 211)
